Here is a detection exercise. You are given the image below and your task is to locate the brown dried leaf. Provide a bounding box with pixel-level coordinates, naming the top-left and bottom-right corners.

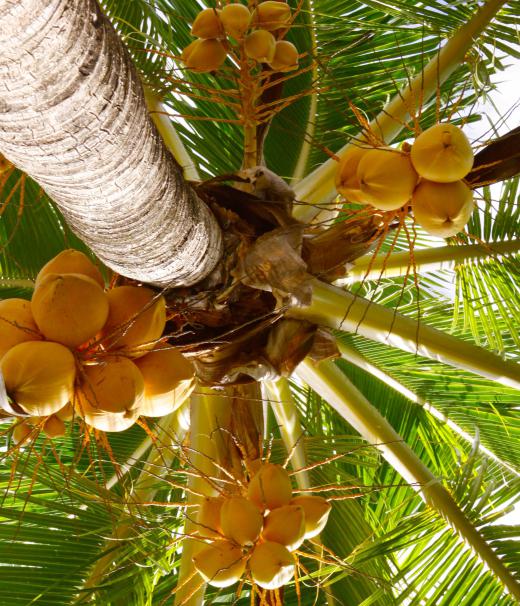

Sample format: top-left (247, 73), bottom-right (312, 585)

top-left (236, 225), bottom-right (313, 306)
top-left (303, 214), bottom-right (382, 279)
top-left (265, 318), bottom-right (317, 376)
top-left (306, 328), bottom-right (340, 363)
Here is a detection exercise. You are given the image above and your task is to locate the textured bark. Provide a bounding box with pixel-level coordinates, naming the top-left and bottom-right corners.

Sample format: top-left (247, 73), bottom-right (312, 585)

top-left (0, 0), bottom-right (222, 287)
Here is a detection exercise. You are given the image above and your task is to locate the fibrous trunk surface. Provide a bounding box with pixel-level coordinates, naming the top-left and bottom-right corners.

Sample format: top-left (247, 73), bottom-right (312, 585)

top-left (0, 0), bottom-right (222, 287)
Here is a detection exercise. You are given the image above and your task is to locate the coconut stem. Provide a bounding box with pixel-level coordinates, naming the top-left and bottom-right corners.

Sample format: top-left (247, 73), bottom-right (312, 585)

top-left (292, 0), bottom-right (507, 221)
top-left (296, 358), bottom-right (520, 601)
top-left (264, 379), bottom-right (311, 489)
top-left (175, 384), bottom-right (264, 605)
top-left (144, 88), bottom-right (200, 181)
top-left (240, 46), bottom-right (260, 170)
top-left (343, 239), bottom-right (520, 283)
top-left (288, 279), bottom-right (520, 390)
top-left (337, 341), bottom-right (519, 477)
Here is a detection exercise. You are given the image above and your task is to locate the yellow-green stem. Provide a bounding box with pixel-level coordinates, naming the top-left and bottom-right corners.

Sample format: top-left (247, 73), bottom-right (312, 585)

top-left (0, 278), bottom-right (34, 289)
top-left (345, 239), bottom-right (520, 283)
top-left (296, 358), bottom-right (520, 600)
top-left (338, 342), bottom-right (519, 477)
top-left (174, 387), bottom-right (227, 606)
top-left (144, 89), bottom-right (200, 181)
top-left (264, 379), bottom-right (310, 489)
top-left (293, 0), bottom-right (507, 221)
top-left (288, 279), bottom-right (520, 390)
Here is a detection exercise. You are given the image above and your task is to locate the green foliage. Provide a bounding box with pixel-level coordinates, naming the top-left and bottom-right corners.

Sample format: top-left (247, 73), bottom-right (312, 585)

top-left (0, 0), bottom-right (519, 604)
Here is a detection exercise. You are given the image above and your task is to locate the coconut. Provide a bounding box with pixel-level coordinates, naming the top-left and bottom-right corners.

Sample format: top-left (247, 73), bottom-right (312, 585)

top-left (249, 541), bottom-right (294, 590)
top-left (35, 249), bottom-right (104, 289)
top-left (254, 1), bottom-right (291, 31)
top-left (12, 422), bottom-right (33, 445)
top-left (290, 495), bottom-right (331, 539)
top-left (411, 123), bottom-right (474, 183)
top-left (182, 38), bottom-right (227, 73)
top-left (1, 341), bottom-right (76, 417)
top-left (335, 144), bottom-right (371, 203)
top-left (56, 402), bottom-right (74, 422)
top-left (244, 30), bottom-right (276, 63)
top-left (262, 504), bottom-right (306, 551)
top-left (43, 415), bottom-right (66, 439)
top-left (191, 8), bottom-right (223, 39)
top-left (247, 463), bottom-right (293, 511)
top-left (357, 147), bottom-right (418, 210)
top-left (77, 356), bottom-right (144, 415)
top-left (76, 398), bottom-right (140, 433)
top-left (412, 179), bottom-right (474, 238)
top-left (134, 347), bottom-right (195, 417)
top-left (196, 496), bottom-right (225, 540)
top-left (220, 496), bottom-right (263, 546)
top-left (193, 540), bottom-right (246, 587)
top-left (32, 273), bottom-right (109, 349)
top-left (0, 298), bottom-right (42, 360)
top-left (102, 286), bottom-right (166, 357)
top-left (268, 40), bottom-right (298, 72)
top-left (220, 3), bottom-right (251, 40)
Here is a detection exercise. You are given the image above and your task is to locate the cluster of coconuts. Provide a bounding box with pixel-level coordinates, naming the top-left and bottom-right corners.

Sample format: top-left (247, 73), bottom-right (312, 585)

top-left (335, 123), bottom-right (475, 238)
top-left (192, 462), bottom-right (331, 590)
top-left (182, 2), bottom-right (299, 73)
top-left (0, 250), bottom-right (195, 442)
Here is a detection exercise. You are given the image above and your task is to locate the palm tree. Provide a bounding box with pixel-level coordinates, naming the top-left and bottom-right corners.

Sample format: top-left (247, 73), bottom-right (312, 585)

top-left (0, 0), bottom-right (519, 605)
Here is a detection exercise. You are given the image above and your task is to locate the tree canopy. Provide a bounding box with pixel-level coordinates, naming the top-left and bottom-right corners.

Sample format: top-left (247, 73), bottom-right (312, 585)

top-left (0, 0), bottom-right (519, 605)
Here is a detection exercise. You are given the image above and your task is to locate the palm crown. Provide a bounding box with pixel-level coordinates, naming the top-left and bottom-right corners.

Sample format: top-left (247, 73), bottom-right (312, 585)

top-left (0, 0), bottom-right (519, 605)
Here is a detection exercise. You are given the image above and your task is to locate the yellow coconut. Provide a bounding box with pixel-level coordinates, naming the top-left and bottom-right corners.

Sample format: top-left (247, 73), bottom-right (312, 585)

top-left (254, 1), bottom-right (291, 31)
top-left (335, 144), bottom-right (371, 203)
top-left (249, 541), bottom-right (294, 590)
top-left (244, 30), bottom-right (276, 63)
top-left (0, 298), bottom-right (42, 360)
top-left (134, 347), bottom-right (195, 417)
top-left (290, 495), bottom-right (331, 539)
top-left (1, 341), bottom-right (76, 417)
top-left (247, 463), bottom-right (293, 511)
top-left (262, 504), bottom-right (306, 551)
top-left (411, 123), bottom-right (474, 183)
top-left (56, 402), bottom-right (74, 422)
top-left (196, 496), bottom-right (225, 540)
top-left (35, 249), bottom-right (104, 289)
top-left (76, 398), bottom-right (140, 433)
top-left (220, 3), bottom-right (251, 40)
top-left (32, 273), bottom-right (109, 349)
top-left (220, 496), bottom-right (263, 546)
top-left (43, 415), bottom-right (66, 439)
top-left (412, 179), bottom-right (474, 238)
top-left (102, 286), bottom-right (166, 357)
top-left (268, 40), bottom-right (298, 72)
top-left (182, 38), bottom-right (227, 72)
top-left (12, 422), bottom-right (33, 445)
top-left (191, 8), bottom-right (223, 38)
top-left (357, 147), bottom-right (418, 210)
top-left (247, 458), bottom-right (263, 477)
top-left (77, 356), bottom-right (144, 415)
top-left (193, 540), bottom-right (246, 588)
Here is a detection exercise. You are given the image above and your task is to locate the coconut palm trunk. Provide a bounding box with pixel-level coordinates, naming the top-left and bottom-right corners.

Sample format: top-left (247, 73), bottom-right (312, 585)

top-left (0, 0), bottom-right (222, 287)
